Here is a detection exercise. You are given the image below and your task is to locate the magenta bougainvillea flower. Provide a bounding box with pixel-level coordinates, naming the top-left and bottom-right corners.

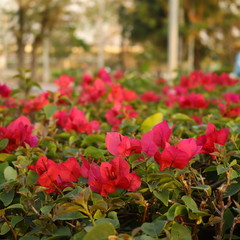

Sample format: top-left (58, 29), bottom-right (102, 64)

top-left (29, 156), bottom-right (81, 194)
top-left (179, 93), bottom-right (208, 109)
top-left (54, 107), bottom-right (99, 134)
top-left (154, 138), bottom-right (201, 171)
top-left (23, 92), bottom-right (50, 114)
top-left (107, 84), bottom-right (137, 104)
top-left (106, 132), bottom-right (141, 157)
top-left (0, 116), bottom-right (38, 153)
top-left (105, 103), bottom-right (138, 130)
top-left (0, 83), bottom-right (11, 98)
top-left (96, 67), bottom-right (112, 83)
top-left (140, 91), bottom-right (160, 102)
top-left (78, 79), bottom-right (106, 105)
top-left (196, 123), bottom-right (229, 159)
top-left (54, 74), bottom-right (74, 88)
top-left (140, 120), bottom-right (173, 157)
top-left (87, 157), bottom-right (141, 197)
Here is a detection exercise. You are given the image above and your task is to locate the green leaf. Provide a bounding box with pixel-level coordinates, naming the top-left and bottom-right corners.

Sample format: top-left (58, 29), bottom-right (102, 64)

top-left (182, 196), bottom-right (198, 212)
top-left (82, 134), bottom-right (105, 147)
top-left (172, 113), bottom-right (194, 122)
top-left (44, 104), bottom-right (58, 118)
top-left (19, 237), bottom-right (40, 240)
top-left (0, 139), bottom-right (9, 151)
top-left (0, 222), bottom-right (10, 235)
top-left (4, 166), bottom-right (17, 181)
top-left (153, 189), bottom-right (169, 206)
top-left (141, 113), bottom-right (163, 133)
top-left (83, 222), bottom-right (115, 240)
top-left (191, 185), bottom-right (212, 196)
top-left (167, 204), bottom-right (187, 221)
top-left (56, 211), bottom-right (87, 220)
top-left (0, 153), bottom-right (13, 162)
top-left (26, 170), bottom-right (39, 186)
top-left (217, 165), bottom-right (230, 175)
top-left (84, 146), bottom-right (105, 161)
top-left (171, 222), bottom-right (191, 240)
top-left (141, 220), bottom-right (166, 238)
top-left (6, 203), bottom-right (24, 210)
top-left (69, 135), bottom-right (80, 146)
top-left (0, 189), bottom-right (14, 206)
top-left (11, 216), bottom-right (24, 227)
top-left (0, 162), bottom-right (8, 185)
top-left (41, 205), bottom-right (53, 215)
top-left (224, 182), bottom-right (240, 198)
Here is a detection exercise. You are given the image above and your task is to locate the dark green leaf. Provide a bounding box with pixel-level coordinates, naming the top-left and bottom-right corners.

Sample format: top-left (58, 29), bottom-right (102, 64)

top-left (0, 139), bottom-right (9, 151)
top-left (141, 220), bottom-right (166, 238)
top-left (0, 189), bottom-right (14, 206)
top-left (44, 104), bottom-right (58, 118)
top-left (83, 222), bottom-right (115, 240)
top-left (171, 222), bottom-right (191, 240)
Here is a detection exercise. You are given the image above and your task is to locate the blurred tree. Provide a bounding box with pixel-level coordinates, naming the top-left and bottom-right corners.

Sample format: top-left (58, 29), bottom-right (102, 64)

top-left (10, 0), bottom-right (88, 82)
top-left (118, 0), bottom-right (168, 71)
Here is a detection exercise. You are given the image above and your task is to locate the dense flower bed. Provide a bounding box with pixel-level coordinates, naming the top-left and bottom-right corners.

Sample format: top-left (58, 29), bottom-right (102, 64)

top-left (0, 69), bottom-right (239, 240)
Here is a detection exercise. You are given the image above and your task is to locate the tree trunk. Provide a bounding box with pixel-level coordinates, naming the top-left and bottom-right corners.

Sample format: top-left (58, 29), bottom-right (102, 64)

top-left (42, 34), bottom-right (50, 83)
top-left (187, 35), bottom-right (195, 72)
top-left (16, 2), bottom-right (25, 71)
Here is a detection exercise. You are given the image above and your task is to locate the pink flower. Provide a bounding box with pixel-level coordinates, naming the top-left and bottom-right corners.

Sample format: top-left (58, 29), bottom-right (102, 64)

top-left (54, 74), bottom-right (74, 88)
top-left (106, 104), bottom-right (138, 130)
top-left (106, 132), bottom-right (141, 157)
top-left (78, 79), bottom-right (106, 105)
top-left (179, 93), bottom-right (208, 109)
top-left (29, 156), bottom-right (81, 194)
top-left (0, 116), bottom-right (37, 153)
top-left (88, 157), bottom-right (141, 197)
top-left (96, 67), bottom-right (112, 83)
top-left (196, 123), bottom-right (229, 158)
top-left (0, 84), bottom-right (11, 98)
top-left (107, 84), bottom-right (136, 104)
top-left (113, 70), bottom-right (124, 80)
top-left (23, 92), bottom-right (50, 113)
top-left (154, 138), bottom-right (201, 171)
top-left (140, 91), bottom-right (160, 102)
top-left (54, 107), bottom-right (100, 134)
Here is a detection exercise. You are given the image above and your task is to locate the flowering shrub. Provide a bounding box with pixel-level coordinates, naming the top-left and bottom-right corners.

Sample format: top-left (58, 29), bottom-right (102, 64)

top-left (0, 70), bottom-right (239, 240)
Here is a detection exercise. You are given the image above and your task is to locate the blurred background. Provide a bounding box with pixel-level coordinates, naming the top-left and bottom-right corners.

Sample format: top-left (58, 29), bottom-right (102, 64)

top-left (0, 0), bottom-right (240, 84)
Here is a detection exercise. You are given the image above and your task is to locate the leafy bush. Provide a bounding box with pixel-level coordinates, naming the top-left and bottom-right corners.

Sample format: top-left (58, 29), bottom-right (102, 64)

top-left (0, 68), bottom-right (239, 240)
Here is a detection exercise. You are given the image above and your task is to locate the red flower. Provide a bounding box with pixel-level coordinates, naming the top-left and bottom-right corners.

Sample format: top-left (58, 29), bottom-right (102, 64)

top-left (141, 131), bottom-right (159, 157)
top-left (154, 138), bottom-right (201, 171)
top-left (140, 91), bottom-right (160, 102)
top-left (106, 132), bottom-right (141, 157)
top-left (196, 123), bottom-right (229, 158)
top-left (113, 70), bottom-right (124, 80)
top-left (0, 84), bottom-right (11, 98)
top-left (88, 157), bottom-right (141, 197)
top-left (152, 120), bottom-right (173, 149)
top-left (54, 107), bottom-right (100, 134)
top-left (29, 156), bottom-right (81, 194)
top-left (96, 67), bottom-right (112, 83)
top-left (0, 116), bottom-right (38, 153)
top-left (106, 103), bottom-right (138, 130)
top-left (107, 84), bottom-right (136, 104)
top-left (54, 74), bottom-right (74, 88)
top-left (179, 93), bottom-right (208, 109)
top-left (23, 92), bottom-right (50, 113)
top-left (78, 79), bottom-right (106, 105)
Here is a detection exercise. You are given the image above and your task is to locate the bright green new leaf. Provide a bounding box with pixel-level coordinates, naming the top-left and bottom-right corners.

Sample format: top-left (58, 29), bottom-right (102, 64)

top-left (4, 166), bottom-right (17, 181)
top-left (141, 112), bottom-right (163, 133)
top-left (83, 222), bottom-right (115, 240)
